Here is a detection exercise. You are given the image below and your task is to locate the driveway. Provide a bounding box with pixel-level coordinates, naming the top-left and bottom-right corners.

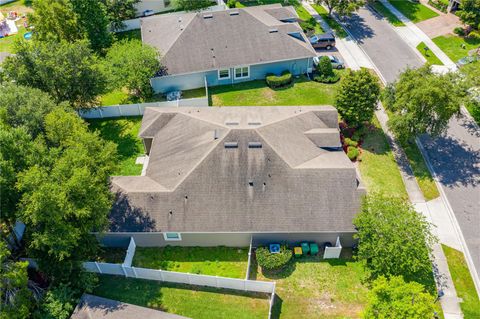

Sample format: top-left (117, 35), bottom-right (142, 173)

top-left (419, 114), bottom-right (480, 281)
top-left (416, 13), bottom-right (462, 38)
top-left (342, 7), bottom-right (423, 83)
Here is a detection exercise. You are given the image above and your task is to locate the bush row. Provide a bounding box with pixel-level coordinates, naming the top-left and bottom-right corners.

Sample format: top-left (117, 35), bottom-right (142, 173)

top-left (266, 71), bottom-right (293, 88)
top-left (256, 245), bottom-right (292, 271)
top-left (314, 73), bottom-right (340, 84)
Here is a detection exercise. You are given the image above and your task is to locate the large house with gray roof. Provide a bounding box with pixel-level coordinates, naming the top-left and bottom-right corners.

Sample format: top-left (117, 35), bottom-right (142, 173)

top-left (102, 106), bottom-right (366, 248)
top-left (141, 4), bottom-right (317, 93)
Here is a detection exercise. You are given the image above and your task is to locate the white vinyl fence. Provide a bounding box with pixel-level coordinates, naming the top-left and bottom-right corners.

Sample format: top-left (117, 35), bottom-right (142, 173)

top-left (79, 97), bottom-right (208, 119)
top-left (323, 236), bottom-right (342, 259)
top-left (122, 237), bottom-right (136, 267)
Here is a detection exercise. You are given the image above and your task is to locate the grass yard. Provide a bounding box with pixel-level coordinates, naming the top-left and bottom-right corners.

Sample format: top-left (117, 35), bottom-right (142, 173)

top-left (210, 75), bottom-right (342, 106)
top-left (369, 1), bottom-right (405, 26)
top-left (358, 117), bottom-right (409, 199)
top-left (99, 87), bottom-right (206, 106)
top-left (417, 41), bottom-right (443, 65)
top-left (442, 245), bottom-right (480, 319)
top-left (295, 4), bottom-right (323, 35)
top-left (388, 0), bottom-right (439, 23)
top-left (96, 247), bottom-right (127, 264)
top-left (114, 29), bottom-right (142, 42)
top-left (94, 275), bottom-right (270, 319)
top-left (87, 117), bottom-right (144, 176)
top-left (0, 0), bottom-right (33, 53)
top-left (311, 4), bottom-right (349, 38)
top-left (253, 249), bottom-right (369, 319)
top-left (133, 246), bottom-right (249, 279)
top-left (432, 35), bottom-right (480, 62)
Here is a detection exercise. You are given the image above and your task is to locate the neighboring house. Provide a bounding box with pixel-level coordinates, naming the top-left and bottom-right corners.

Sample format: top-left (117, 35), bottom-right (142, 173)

top-left (102, 106), bottom-right (366, 248)
top-left (140, 4), bottom-right (317, 93)
top-left (71, 294), bottom-right (189, 319)
top-left (134, 0), bottom-right (174, 16)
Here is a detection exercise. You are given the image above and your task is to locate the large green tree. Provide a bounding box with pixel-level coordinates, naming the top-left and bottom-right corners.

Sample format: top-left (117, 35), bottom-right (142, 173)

top-left (17, 109), bottom-right (117, 283)
top-left (458, 0), bottom-right (480, 30)
top-left (316, 0), bottom-right (364, 17)
top-left (2, 40), bottom-right (107, 108)
top-left (385, 66), bottom-right (461, 143)
top-left (363, 276), bottom-right (436, 319)
top-left (102, 0), bottom-right (141, 31)
top-left (353, 194), bottom-right (437, 282)
top-left (105, 39), bottom-right (161, 99)
top-left (175, 0), bottom-right (213, 11)
top-left (335, 68), bottom-right (381, 127)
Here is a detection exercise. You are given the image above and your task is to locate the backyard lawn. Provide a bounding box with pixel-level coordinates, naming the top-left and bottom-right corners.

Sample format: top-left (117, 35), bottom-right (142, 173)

top-left (96, 247), bottom-right (127, 264)
top-left (442, 245), bottom-right (480, 319)
top-left (133, 246), bottom-right (249, 279)
top-left (369, 1), bottom-right (405, 26)
top-left (417, 41), bottom-right (443, 65)
top-left (87, 117), bottom-right (144, 176)
top-left (358, 118), bottom-right (409, 199)
top-left (210, 75), bottom-right (342, 106)
top-left (312, 4), bottom-right (348, 38)
top-left (99, 87), bottom-right (206, 106)
top-left (388, 0), bottom-right (438, 23)
top-left (432, 34), bottom-right (480, 62)
top-left (0, 0), bottom-right (32, 53)
top-left (252, 249), bottom-right (369, 319)
top-left (94, 275), bottom-right (270, 319)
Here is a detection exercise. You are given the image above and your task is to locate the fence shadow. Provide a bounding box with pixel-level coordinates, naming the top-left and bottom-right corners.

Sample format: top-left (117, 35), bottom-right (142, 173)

top-left (270, 294), bottom-right (284, 319)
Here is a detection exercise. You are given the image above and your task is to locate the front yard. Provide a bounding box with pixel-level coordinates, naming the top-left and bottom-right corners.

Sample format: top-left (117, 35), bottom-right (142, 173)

top-left (311, 4), bottom-right (348, 38)
top-left (94, 275), bottom-right (270, 319)
top-left (133, 246), bottom-right (249, 279)
top-left (432, 34), bottom-right (480, 62)
top-left (417, 41), bottom-right (443, 65)
top-left (388, 0), bottom-right (439, 23)
top-left (210, 74), bottom-right (342, 106)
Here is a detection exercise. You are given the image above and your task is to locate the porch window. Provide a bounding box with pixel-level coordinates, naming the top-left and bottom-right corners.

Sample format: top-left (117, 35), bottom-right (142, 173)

top-left (218, 69), bottom-right (230, 80)
top-left (163, 232), bottom-right (182, 241)
top-left (234, 66), bottom-right (249, 79)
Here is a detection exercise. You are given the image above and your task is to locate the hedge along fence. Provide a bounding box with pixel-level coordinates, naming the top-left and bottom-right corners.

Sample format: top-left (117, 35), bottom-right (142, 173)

top-left (78, 97), bottom-right (208, 119)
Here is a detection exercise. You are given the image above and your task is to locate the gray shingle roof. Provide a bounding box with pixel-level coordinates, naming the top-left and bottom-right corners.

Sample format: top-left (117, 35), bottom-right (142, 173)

top-left (140, 4), bottom-right (317, 75)
top-left (110, 106), bottom-right (365, 233)
top-left (71, 294), bottom-right (189, 319)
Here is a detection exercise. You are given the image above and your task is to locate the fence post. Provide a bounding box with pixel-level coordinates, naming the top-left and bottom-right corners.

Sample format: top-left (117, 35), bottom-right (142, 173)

top-left (95, 261), bottom-right (102, 274)
top-left (118, 106), bottom-right (123, 116)
top-left (99, 108), bottom-right (104, 119)
top-left (137, 103), bottom-right (141, 116)
top-left (159, 269), bottom-right (164, 281)
top-left (121, 264), bottom-right (128, 278)
top-left (215, 276), bottom-right (219, 288)
top-left (132, 266), bottom-right (138, 279)
top-left (188, 273), bottom-right (192, 285)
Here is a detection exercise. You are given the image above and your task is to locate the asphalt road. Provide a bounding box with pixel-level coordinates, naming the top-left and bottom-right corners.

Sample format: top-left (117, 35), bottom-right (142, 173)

top-left (342, 7), bottom-right (423, 83)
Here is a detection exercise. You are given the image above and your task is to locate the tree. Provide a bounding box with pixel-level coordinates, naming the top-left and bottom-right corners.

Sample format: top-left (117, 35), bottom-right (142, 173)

top-left (317, 56), bottom-right (334, 77)
top-left (2, 40), bottom-right (107, 108)
top-left (102, 0), bottom-right (141, 31)
top-left (458, 0), bottom-right (480, 30)
top-left (335, 69), bottom-right (380, 127)
top-left (458, 62), bottom-right (480, 121)
top-left (16, 109), bottom-right (117, 284)
top-left (353, 194), bottom-right (437, 282)
top-left (105, 39), bottom-right (161, 99)
top-left (175, 0), bottom-right (213, 11)
top-left (385, 66), bottom-right (461, 143)
top-left (0, 242), bottom-right (33, 319)
top-left (316, 0), bottom-right (364, 17)
top-left (363, 276), bottom-right (436, 319)
top-left (71, 0), bottom-right (112, 52)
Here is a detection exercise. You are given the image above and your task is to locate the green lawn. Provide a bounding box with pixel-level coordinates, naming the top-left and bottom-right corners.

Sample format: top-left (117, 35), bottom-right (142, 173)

top-left (99, 88), bottom-right (206, 106)
top-left (295, 4), bottom-right (323, 35)
top-left (87, 117), bottom-right (144, 176)
top-left (0, 0), bottom-right (33, 53)
top-left (442, 245), bottom-right (480, 319)
top-left (133, 246), bottom-right (249, 279)
top-left (432, 35), bottom-right (480, 62)
top-left (94, 275), bottom-right (270, 319)
top-left (311, 4), bottom-right (349, 38)
top-left (253, 249), bottom-right (369, 319)
top-left (96, 247), bottom-right (127, 263)
top-left (388, 0), bottom-right (439, 23)
top-left (417, 41), bottom-right (443, 65)
top-left (369, 1), bottom-right (405, 26)
top-left (210, 75), bottom-right (342, 106)
top-left (358, 117), bottom-right (409, 199)
top-left (114, 29), bottom-right (142, 42)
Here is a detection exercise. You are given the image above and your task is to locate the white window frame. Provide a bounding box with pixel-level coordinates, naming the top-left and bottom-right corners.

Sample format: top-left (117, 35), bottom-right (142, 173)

top-left (218, 68), bottom-right (230, 80)
top-left (163, 232), bottom-right (182, 241)
top-left (234, 66), bottom-right (250, 79)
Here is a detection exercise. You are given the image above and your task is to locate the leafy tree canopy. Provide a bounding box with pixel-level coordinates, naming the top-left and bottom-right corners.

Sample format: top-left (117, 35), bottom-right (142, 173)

top-left (175, 0), bottom-right (213, 11)
top-left (458, 0), bottom-right (480, 29)
top-left (363, 276), bottom-right (436, 319)
top-left (316, 0), bottom-right (364, 17)
top-left (353, 194), bottom-right (437, 282)
top-left (335, 68), bottom-right (381, 127)
top-left (385, 66), bottom-right (462, 143)
top-left (102, 0), bottom-right (141, 31)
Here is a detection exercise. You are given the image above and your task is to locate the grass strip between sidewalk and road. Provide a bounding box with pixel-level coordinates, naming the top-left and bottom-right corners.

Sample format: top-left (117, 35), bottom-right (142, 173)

top-left (311, 4), bottom-right (348, 38)
top-left (416, 41), bottom-right (444, 65)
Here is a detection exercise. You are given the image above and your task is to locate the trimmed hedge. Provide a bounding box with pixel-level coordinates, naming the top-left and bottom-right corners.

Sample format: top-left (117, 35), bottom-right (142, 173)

top-left (266, 71), bottom-right (293, 88)
top-left (256, 245), bottom-right (292, 271)
top-left (347, 146), bottom-right (360, 161)
top-left (314, 73), bottom-right (340, 83)
top-left (344, 137), bottom-right (358, 147)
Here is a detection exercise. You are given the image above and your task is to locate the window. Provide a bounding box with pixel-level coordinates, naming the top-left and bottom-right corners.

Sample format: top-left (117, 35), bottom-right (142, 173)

top-left (218, 69), bottom-right (230, 80)
top-left (163, 232), bottom-right (182, 241)
top-left (234, 66), bottom-right (249, 79)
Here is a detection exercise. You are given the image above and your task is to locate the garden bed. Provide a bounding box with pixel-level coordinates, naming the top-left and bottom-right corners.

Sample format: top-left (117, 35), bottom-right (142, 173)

top-left (133, 246), bottom-right (249, 279)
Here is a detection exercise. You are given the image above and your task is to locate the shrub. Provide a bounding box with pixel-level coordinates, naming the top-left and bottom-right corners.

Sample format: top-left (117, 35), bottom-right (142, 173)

top-left (266, 71), bottom-right (293, 88)
top-left (256, 245), bottom-right (292, 271)
top-left (347, 146), bottom-right (360, 161)
top-left (317, 56), bottom-right (334, 77)
top-left (38, 284), bottom-right (77, 319)
top-left (314, 73), bottom-right (340, 83)
top-left (344, 137), bottom-right (358, 147)
top-left (467, 30), bottom-right (480, 40)
top-left (227, 0), bottom-right (237, 8)
top-left (454, 26), bottom-right (465, 36)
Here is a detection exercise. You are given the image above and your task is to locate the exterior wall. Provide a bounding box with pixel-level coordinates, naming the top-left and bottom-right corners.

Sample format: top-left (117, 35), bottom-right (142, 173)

top-left (97, 231), bottom-right (355, 248)
top-left (150, 57), bottom-right (313, 94)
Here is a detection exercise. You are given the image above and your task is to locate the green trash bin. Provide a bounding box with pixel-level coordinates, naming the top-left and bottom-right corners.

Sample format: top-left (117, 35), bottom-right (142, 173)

top-left (301, 242), bottom-right (310, 255)
top-left (310, 243), bottom-right (319, 255)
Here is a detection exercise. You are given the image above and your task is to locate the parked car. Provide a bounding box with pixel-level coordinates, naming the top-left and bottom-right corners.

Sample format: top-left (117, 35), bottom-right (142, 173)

top-left (143, 10), bottom-right (155, 17)
top-left (456, 55), bottom-right (479, 67)
top-left (313, 55), bottom-right (345, 69)
top-left (309, 32), bottom-right (336, 50)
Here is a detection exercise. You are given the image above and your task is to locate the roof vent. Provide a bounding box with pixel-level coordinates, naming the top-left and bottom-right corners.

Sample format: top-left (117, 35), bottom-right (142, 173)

top-left (248, 180), bottom-right (254, 187)
top-left (229, 11), bottom-right (239, 16)
top-left (224, 142), bottom-right (238, 149)
top-left (248, 142), bottom-right (262, 148)
top-left (225, 121), bottom-right (239, 126)
top-left (214, 129), bottom-right (219, 140)
top-left (248, 121), bottom-right (262, 126)
top-left (178, 17), bottom-right (182, 22)
top-left (203, 13), bottom-right (213, 19)
top-left (269, 28), bottom-right (278, 33)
